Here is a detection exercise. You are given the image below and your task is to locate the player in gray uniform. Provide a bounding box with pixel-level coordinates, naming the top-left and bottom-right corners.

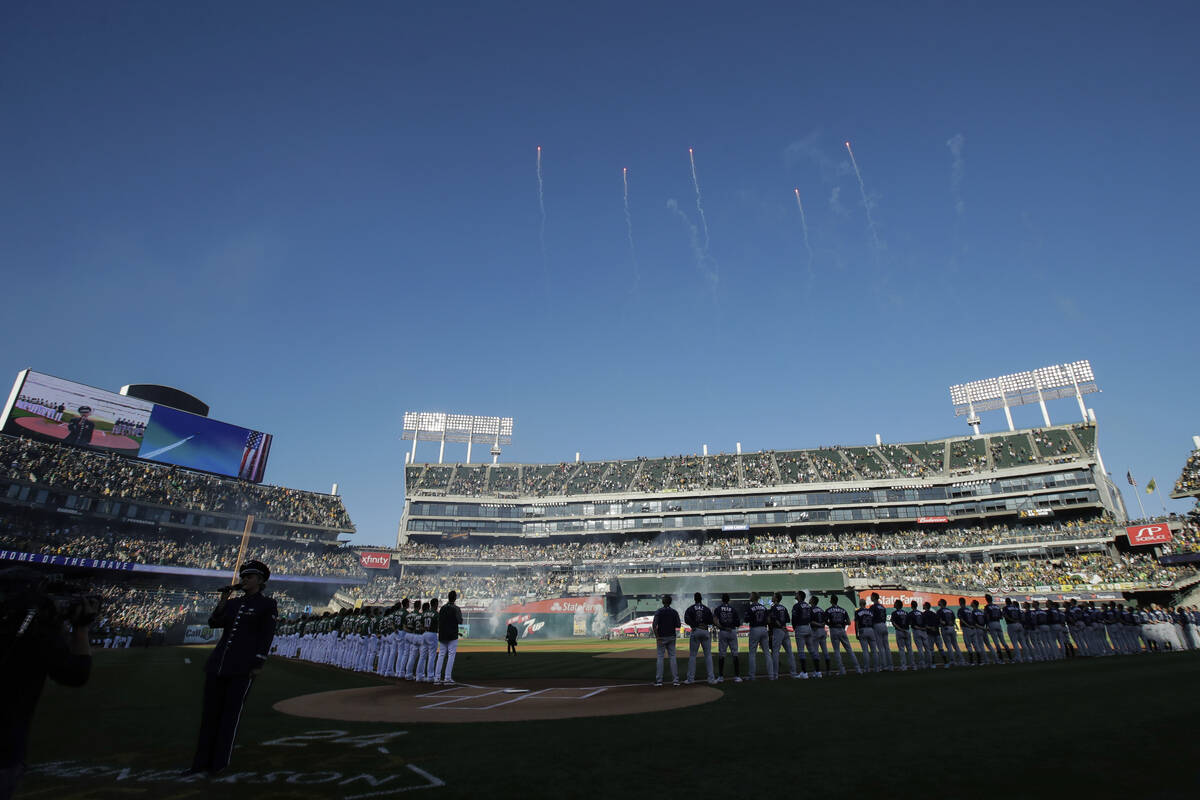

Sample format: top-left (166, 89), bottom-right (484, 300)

top-left (855, 600), bottom-right (879, 672)
top-left (908, 600), bottom-right (930, 669)
top-left (982, 594), bottom-right (1011, 662)
top-left (791, 591), bottom-right (813, 679)
top-left (652, 594), bottom-right (681, 687)
top-left (683, 593), bottom-right (716, 684)
top-left (712, 593), bottom-right (742, 683)
top-left (937, 599), bottom-right (964, 665)
top-left (806, 597), bottom-right (828, 677)
top-left (768, 592), bottom-right (800, 679)
top-left (745, 592), bottom-right (773, 681)
top-left (970, 600), bottom-right (998, 664)
top-left (825, 596), bottom-right (861, 675)
top-left (890, 600), bottom-right (913, 670)
top-left (1002, 598), bottom-right (1029, 663)
top-left (870, 593), bottom-right (892, 672)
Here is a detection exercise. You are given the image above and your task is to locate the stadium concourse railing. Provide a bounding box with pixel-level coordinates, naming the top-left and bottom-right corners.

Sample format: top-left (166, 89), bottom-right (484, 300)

top-left (405, 422), bottom-right (1098, 498)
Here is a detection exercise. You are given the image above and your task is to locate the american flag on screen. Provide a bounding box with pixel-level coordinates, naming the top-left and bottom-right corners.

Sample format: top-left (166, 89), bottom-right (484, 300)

top-left (238, 430), bottom-right (272, 482)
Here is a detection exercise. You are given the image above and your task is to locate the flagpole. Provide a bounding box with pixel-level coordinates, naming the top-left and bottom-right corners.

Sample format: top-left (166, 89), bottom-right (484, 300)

top-left (1129, 471), bottom-right (1148, 521)
top-left (1150, 483), bottom-right (1168, 517)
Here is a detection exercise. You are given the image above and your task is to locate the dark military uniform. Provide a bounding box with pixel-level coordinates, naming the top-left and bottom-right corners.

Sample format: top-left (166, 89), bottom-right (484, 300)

top-left (190, 563), bottom-right (277, 774)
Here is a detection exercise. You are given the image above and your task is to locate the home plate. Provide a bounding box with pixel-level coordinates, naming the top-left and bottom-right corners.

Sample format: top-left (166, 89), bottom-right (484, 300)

top-left (502, 689), bottom-right (530, 694)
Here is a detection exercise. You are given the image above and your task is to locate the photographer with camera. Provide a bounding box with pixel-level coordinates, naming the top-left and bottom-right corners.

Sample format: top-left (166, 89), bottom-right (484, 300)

top-left (0, 568), bottom-right (98, 800)
top-left (188, 560), bottom-right (277, 776)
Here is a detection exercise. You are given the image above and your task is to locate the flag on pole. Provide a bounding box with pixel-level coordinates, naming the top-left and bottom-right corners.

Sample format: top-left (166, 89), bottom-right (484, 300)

top-left (1146, 478), bottom-right (1156, 494)
top-left (1126, 471), bottom-right (1136, 487)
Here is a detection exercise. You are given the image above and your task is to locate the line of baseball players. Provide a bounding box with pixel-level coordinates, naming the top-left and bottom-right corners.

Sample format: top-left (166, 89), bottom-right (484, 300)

top-left (652, 591), bottom-right (1200, 684)
top-left (272, 592), bottom-right (465, 685)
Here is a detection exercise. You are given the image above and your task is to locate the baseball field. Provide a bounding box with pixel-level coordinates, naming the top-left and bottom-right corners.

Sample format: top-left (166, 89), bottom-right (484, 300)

top-left (19, 639), bottom-right (1200, 799)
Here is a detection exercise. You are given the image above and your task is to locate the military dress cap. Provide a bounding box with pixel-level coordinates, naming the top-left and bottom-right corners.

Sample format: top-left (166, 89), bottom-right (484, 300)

top-left (239, 560), bottom-right (270, 581)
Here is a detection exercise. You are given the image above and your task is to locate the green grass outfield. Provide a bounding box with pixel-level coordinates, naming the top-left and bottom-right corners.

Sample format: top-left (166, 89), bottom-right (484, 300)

top-left (19, 640), bottom-right (1200, 799)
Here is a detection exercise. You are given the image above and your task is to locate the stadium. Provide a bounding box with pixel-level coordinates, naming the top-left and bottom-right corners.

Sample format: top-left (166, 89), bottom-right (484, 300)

top-left (3, 363), bottom-right (1199, 799)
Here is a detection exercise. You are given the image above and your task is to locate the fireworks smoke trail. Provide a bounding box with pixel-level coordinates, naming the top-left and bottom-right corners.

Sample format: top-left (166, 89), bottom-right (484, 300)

top-left (536, 145), bottom-right (547, 264)
top-left (688, 147), bottom-right (710, 251)
top-left (794, 188), bottom-right (815, 291)
top-left (622, 167), bottom-right (641, 287)
top-left (844, 140), bottom-right (882, 252)
top-left (793, 188), bottom-right (813, 264)
top-left (667, 198), bottom-right (718, 296)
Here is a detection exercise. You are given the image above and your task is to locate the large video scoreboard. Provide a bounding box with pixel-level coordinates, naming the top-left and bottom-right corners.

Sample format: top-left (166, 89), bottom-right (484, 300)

top-left (1, 369), bottom-right (272, 483)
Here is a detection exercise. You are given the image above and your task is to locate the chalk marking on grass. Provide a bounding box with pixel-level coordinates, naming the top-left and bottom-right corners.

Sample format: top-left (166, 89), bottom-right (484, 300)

top-left (343, 764), bottom-right (446, 798)
top-left (418, 689), bottom-right (506, 710)
top-left (472, 688), bottom-right (551, 710)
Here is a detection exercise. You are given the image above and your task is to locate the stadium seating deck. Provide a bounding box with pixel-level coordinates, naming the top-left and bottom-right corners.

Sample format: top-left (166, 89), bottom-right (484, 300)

top-left (990, 432), bottom-right (1036, 470)
top-left (948, 437), bottom-right (987, 473)
top-left (741, 452), bottom-right (778, 487)
top-left (416, 465), bottom-right (454, 495)
top-left (451, 464), bottom-right (488, 496)
top-left (903, 441), bottom-right (948, 474)
top-left (1032, 427), bottom-right (1080, 460)
top-left (842, 447), bottom-right (891, 480)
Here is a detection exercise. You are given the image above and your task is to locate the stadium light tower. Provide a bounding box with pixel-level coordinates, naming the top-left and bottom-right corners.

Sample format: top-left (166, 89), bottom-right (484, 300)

top-left (949, 360), bottom-right (1098, 435)
top-left (401, 411), bottom-right (514, 464)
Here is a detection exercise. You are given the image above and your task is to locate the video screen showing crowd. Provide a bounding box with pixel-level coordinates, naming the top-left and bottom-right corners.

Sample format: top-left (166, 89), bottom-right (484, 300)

top-left (646, 590), bottom-right (1197, 686)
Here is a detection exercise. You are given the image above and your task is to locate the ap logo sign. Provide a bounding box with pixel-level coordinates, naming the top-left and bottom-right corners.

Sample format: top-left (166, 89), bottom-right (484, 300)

top-left (1126, 524), bottom-right (1172, 546)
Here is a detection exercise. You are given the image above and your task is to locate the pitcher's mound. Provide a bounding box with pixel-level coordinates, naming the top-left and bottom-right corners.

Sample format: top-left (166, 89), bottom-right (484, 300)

top-left (274, 678), bottom-right (720, 723)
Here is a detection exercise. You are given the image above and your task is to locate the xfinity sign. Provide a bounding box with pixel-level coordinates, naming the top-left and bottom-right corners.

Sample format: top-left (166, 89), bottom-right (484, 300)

top-left (358, 551), bottom-right (392, 569)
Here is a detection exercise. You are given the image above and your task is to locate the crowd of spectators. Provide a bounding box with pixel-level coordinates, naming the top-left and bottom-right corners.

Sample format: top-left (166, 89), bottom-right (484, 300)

top-left (1173, 449), bottom-right (1200, 496)
top-left (1, 434), bottom-right (352, 528)
top-left (844, 550), bottom-right (1191, 591)
top-left (0, 516), bottom-right (365, 577)
top-left (406, 425), bottom-right (1100, 498)
top-left (342, 570), bottom-right (576, 606)
top-left (395, 520), bottom-right (1120, 564)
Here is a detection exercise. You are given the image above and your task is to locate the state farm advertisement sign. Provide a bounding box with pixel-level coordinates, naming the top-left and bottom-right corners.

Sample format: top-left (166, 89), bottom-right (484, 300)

top-left (501, 596), bottom-right (605, 615)
top-left (1126, 524), bottom-right (1172, 546)
top-left (358, 551), bottom-right (392, 569)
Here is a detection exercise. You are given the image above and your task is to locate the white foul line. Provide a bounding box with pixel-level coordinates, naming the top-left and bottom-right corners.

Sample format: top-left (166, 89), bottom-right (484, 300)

top-left (472, 688), bottom-right (551, 710)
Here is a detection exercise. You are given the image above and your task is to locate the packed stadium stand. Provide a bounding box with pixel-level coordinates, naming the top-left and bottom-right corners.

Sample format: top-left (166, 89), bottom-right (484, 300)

top-left (385, 421), bottom-right (1199, 630)
top-left (0, 432), bottom-right (361, 643)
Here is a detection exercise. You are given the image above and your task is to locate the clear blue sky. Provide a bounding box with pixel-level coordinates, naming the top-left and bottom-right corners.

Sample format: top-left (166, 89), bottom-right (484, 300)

top-left (3, 1), bottom-right (1197, 544)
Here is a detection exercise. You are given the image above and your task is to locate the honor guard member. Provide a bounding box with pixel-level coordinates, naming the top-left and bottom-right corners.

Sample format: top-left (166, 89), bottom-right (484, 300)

top-left (807, 596), bottom-right (828, 677)
top-left (713, 593), bottom-right (742, 683)
top-left (983, 594), bottom-right (1011, 661)
top-left (825, 596), bottom-right (860, 675)
top-left (768, 592), bottom-right (800, 679)
top-left (745, 592), bottom-right (773, 681)
top-left (922, 602), bottom-right (949, 667)
top-left (970, 600), bottom-right (998, 664)
top-left (683, 593), bottom-right (716, 684)
top-left (936, 599), bottom-right (964, 665)
top-left (890, 600), bottom-right (913, 670)
top-left (870, 593), bottom-right (892, 671)
top-left (855, 600), bottom-right (880, 672)
top-left (1003, 598), bottom-right (1029, 663)
top-left (189, 561), bottom-right (277, 775)
top-left (652, 594), bottom-right (681, 687)
top-left (791, 591), bottom-right (813, 678)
